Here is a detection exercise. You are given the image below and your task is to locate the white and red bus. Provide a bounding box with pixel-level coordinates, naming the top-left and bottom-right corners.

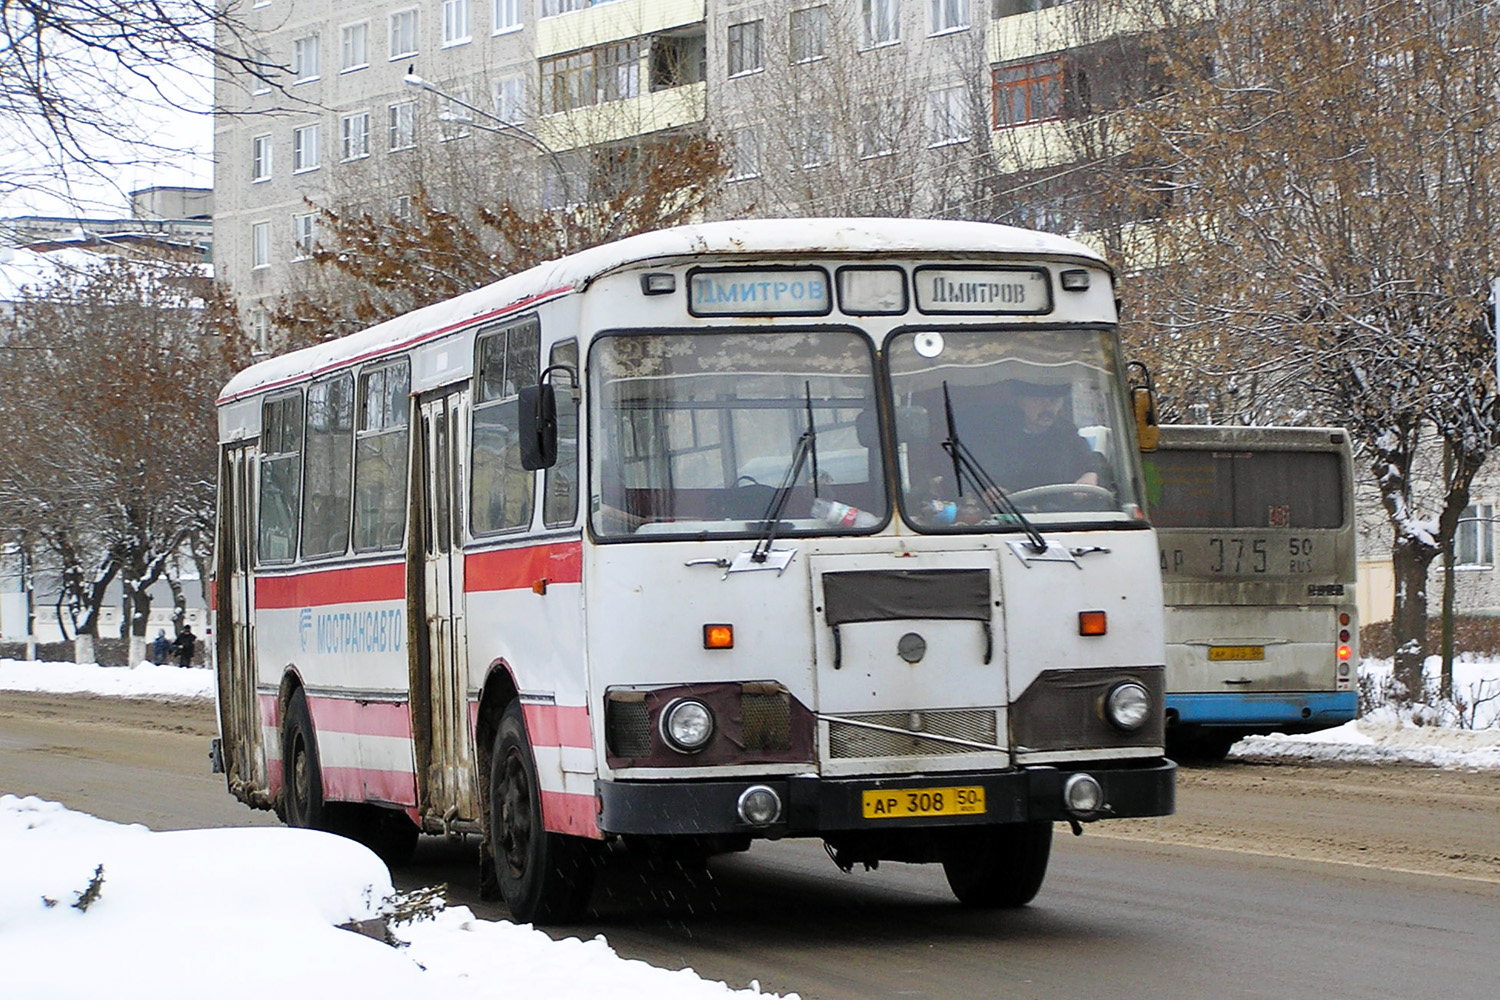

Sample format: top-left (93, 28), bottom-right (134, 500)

top-left (212, 219), bottom-right (1175, 922)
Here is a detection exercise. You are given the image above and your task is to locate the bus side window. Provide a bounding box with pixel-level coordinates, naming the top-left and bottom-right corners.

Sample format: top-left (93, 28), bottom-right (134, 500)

top-left (301, 374), bottom-right (354, 559)
top-left (472, 317), bottom-right (539, 535)
top-left (543, 339), bottom-right (580, 528)
top-left (257, 392), bottom-right (303, 564)
top-left (353, 361), bottom-right (411, 552)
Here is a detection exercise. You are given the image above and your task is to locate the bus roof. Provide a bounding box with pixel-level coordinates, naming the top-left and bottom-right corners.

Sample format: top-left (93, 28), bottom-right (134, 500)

top-left (218, 217), bottom-right (1109, 405)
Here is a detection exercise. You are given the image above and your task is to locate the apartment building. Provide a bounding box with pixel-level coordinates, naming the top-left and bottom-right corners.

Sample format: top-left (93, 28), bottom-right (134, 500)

top-left (213, 1), bottom-right (1143, 342)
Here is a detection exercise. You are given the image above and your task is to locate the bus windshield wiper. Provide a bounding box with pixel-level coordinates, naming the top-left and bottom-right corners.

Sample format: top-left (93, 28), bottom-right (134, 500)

top-left (941, 381), bottom-right (1048, 553)
top-left (751, 383), bottom-right (819, 563)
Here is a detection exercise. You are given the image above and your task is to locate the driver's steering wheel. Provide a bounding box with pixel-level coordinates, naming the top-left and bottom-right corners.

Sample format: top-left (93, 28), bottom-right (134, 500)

top-left (1005, 482), bottom-right (1116, 512)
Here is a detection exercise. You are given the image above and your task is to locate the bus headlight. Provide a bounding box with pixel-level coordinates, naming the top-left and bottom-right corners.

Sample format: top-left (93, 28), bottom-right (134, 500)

top-left (660, 699), bottom-right (714, 753)
top-left (737, 785), bottom-right (782, 826)
top-left (1063, 773), bottom-right (1103, 816)
top-left (1105, 681), bottom-right (1151, 732)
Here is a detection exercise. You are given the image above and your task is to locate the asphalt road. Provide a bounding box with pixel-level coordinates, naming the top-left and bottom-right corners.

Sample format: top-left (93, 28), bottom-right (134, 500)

top-left (3, 691), bottom-right (1497, 1000)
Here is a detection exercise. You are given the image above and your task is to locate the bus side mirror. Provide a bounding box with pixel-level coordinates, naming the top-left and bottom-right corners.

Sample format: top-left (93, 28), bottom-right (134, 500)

top-left (518, 384), bottom-right (558, 470)
top-left (1133, 386), bottom-right (1160, 453)
top-left (1127, 360), bottom-right (1159, 453)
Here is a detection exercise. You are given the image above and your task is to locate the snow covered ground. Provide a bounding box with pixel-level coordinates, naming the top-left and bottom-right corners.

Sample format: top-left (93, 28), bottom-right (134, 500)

top-left (1, 654), bottom-right (1496, 998)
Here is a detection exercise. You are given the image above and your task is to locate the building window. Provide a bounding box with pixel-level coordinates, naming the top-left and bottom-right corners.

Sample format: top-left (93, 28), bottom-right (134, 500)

top-left (650, 32), bottom-right (706, 90)
top-left (602, 41), bottom-right (641, 101)
top-left (251, 135), bottom-right (272, 181)
top-left (858, 101), bottom-right (897, 158)
top-left (341, 22), bottom-right (369, 72)
top-left (1458, 504), bottom-right (1495, 567)
top-left (542, 0), bottom-right (588, 14)
top-left (439, 89), bottom-right (472, 141)
top-left (992, 58), bottom-right (1063, 127)
top-left (494, 76), bottom-right (525, 124)
top-left (790, 7), bottom-right (828, 63)
top-left (540, 41), bottom-right (640, 113)
top-left (729, 127), bottom-right (761, 180)
top-left (341, 112), bottom-right (370, 160)
top-left (727, 20), bottom-right (763, 77)
top-left (795, 113), bottom-right (831, 168)
top-left (247, 308), bottom-right (270, 351)
top-left (251, 222), bottom-right (271, 269)
top-left (390, 194), bottom-right (413, 221)
top-left (291, 34), bottom-right (320, 82)
top-left (388, 101), bottom-right (416, 150)
top-left (292, 212), bottom-right (318, 260)
top-left (928, 84), bottom-right (970, 146)
top-left (929, 0), bottom-right (968, 33)
top-left (250, 46), bottom-right (272, 95)
top-left (862, 0), bottom-right (900, 47)
top-left (494, 0), bottom-right (522, 33)
top-left (390, 9), bottom-right (419, 59)
top-left (292, 123), bottom-right (320, 172)
top-left (442, 0), bottom-right (471, 47)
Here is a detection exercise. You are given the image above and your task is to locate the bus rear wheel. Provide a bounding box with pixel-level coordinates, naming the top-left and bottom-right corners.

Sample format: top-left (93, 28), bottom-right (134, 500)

top-left (489, 701), bottom-right (595, 923)
top-left (281, 687), bottom-right (324, 830)
top-left (941, 821), bottom-right (1053, 908)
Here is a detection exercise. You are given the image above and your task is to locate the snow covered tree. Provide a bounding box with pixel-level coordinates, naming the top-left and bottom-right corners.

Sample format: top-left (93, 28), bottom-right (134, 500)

top-left (0, 253), bottom-right (249, 662)
top-left (1109, 0), bottom-right (1500, 696)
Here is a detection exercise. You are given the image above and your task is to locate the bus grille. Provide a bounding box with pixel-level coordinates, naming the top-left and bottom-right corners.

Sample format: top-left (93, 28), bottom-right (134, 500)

top-left (827, 710), bottom-right (999, 759)
top-left (605, 699), bottom-right (652, 758)
top-left (741, 689), bottom-right (792, 751)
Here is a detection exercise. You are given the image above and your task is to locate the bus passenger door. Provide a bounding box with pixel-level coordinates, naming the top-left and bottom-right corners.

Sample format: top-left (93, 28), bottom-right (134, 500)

top-left (216, 443), bottom-right (265, 801)
top-left (414, 390), bottom-right (477, 825)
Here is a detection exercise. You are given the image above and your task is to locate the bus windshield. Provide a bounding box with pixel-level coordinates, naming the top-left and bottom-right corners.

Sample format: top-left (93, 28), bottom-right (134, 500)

top-left (589, 329), bottom-right (885, 538)
top-left (886, 327), bottom-right (1143, 529)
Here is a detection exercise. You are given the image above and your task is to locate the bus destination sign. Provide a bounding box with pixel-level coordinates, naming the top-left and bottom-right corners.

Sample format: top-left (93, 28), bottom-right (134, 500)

top-left (913, 266), bottom-right (1051, 315)
top-left (688, 267), bottom-right (832, 317)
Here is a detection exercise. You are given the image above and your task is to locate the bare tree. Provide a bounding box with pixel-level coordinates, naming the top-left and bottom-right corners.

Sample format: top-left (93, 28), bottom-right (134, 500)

top-left (0, 0), bottom-right (275, 208)
top-left (267, 72), bottom-right (729, 348)
top-left (0, 252), bottom-right (250, 662)
top-left (1108, 0), bottom-right (1500, 696)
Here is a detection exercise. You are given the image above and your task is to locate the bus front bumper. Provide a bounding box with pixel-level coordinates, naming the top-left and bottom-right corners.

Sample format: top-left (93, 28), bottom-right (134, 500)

top-left (596, 758), bottom-right (1176, 838)
top-left (1167, 691), bottom-right (1357, 729)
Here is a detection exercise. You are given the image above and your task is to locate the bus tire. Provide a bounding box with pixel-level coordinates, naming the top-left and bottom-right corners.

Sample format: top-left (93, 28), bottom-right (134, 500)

top-left (941, 820), bottom-right (1053, 908)
top-left (489, 701), bottom-right (595, 923)
top-left (281, 688), bottom-right (325, 830)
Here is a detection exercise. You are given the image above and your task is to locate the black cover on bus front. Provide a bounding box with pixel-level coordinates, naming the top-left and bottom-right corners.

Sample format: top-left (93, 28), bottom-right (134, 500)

top-left (822, 569), bottom-right (990, 625)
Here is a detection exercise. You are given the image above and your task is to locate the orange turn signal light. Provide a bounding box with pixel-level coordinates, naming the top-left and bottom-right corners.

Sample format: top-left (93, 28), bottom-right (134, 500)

top-left (1078, 610), bottom-right (1107, 636)
top-left (704, 624), bottom-right (734, 649)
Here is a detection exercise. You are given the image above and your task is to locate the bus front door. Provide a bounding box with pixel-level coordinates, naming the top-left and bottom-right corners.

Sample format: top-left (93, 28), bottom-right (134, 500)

top-left (216, 443), bottom-right (266, 804)
top-left (414, 390), bottom-right (477, 826)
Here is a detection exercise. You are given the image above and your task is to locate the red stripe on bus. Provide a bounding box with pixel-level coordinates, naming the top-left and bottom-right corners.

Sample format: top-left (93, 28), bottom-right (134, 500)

top-left (307, 697), bottom-right (413, 740)
top-left (320, 767), bottom-right (418, 808)
top-left (466, 542), bottom-right (582, 592)
top-left (542, 790), bottom-right (600, 839)
top-left (255, 562), bottom-right (406, 609)
top-left (523, 702), bottom-right (592, 749)
top-left (216, 286), bottom-right (574, 404)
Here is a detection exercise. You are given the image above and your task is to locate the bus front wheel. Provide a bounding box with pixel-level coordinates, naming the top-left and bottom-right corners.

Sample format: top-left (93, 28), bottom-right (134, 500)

top-left (281, 688), bottom-right (324, 830)
top-left (941, 821), bottom-right (1053, 908)
top-left (489, 701), bottom-right (596, 923)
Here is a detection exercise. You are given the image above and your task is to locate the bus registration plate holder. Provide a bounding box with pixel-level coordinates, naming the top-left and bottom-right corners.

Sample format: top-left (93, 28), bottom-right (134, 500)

top-left (862, 786), bottom-right (986, 820)
top-left (1208, 645), bottom-right (1265, 661)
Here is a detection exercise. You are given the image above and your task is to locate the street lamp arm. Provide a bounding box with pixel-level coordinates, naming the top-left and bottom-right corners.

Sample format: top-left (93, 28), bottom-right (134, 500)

top-left (404, 69), bottom-right (571, 204)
